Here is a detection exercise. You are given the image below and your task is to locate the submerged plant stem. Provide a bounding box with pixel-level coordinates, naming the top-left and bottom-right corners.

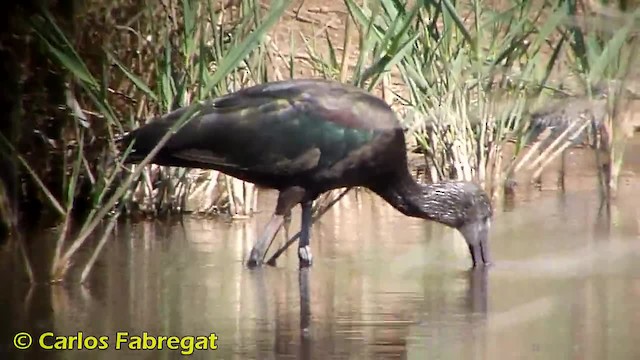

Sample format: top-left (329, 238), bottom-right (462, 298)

top-left (53, 106), bottom-right (200, 282)
top-left (80, 207), bottom-right (122, 284)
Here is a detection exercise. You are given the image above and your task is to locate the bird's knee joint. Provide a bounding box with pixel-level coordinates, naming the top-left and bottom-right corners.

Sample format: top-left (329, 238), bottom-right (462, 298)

top-left (298, 246), bottom-right (313, 266)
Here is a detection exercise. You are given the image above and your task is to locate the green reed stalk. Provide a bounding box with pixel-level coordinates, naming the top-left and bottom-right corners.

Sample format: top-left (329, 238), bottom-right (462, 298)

top-left (22, 0), bottom-right (289, 282)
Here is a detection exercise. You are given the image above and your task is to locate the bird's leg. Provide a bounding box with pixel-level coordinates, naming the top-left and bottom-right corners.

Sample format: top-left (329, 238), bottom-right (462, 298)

top-left (266, 188), bottom-right (352, 267)
top-left (246, 187), bottom-right (306, 268)
top-left (282, 209), bottom-right (293, 244)
top-left (246, 214), bottom-right (286, 268)
top-left (298, 201), bottom-right (314, 268)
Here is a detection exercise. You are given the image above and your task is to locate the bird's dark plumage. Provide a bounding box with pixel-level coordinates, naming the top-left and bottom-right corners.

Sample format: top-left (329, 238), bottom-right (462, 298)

top-left (120, 79), bottom-right (493, 268)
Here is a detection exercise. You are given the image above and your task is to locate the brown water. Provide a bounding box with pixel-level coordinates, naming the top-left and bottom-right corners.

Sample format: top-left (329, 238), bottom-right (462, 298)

top-left (2, 159), bottom-right (640, 359)
top-left (2, 188), bottom-right (640, 359)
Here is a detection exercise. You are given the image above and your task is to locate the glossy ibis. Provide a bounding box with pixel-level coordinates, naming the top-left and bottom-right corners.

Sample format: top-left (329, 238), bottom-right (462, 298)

top-left (526, 81), bottom-right (640, 151)
top-left (119, 79), bottom-right (493, 268)
top-left (510, 82), bottom-right (640, 190)
top-left (526, 85), bottom-right (610, 152)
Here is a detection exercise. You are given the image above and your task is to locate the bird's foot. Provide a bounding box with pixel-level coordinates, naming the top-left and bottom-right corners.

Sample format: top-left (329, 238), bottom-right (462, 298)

top-left (298, 246), bottom-right (313, 268)
top-left (246, 249), bottom-right (264, 268)
top-left (246, 258), bottom-right (262, 268)
top-left (471, 260), bottom-right (493, 269)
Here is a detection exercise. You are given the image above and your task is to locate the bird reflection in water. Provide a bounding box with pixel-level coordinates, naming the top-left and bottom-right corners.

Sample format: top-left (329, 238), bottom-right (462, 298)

top-left (247, 266), bottom-right (489, 360)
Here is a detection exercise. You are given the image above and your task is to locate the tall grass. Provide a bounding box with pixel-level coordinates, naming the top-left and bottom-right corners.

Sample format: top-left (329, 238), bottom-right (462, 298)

top-left (330, 0), bottom-right (640, 202)
top-left (6, 0), bottom-right (289, 283)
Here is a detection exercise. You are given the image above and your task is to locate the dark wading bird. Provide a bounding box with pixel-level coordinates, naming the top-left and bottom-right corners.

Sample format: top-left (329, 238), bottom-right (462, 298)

top-left (526, 81), bottom-right (640, 151)
top-left (119, 79), bottom-right (493, 268)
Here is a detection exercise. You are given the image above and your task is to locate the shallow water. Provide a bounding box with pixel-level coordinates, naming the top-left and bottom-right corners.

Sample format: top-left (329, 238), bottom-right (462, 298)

top-left (2, 179), bottom-right (640, 360)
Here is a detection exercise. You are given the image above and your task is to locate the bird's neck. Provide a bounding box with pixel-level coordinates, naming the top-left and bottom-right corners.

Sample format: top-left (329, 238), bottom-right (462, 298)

top-left (373, 172), bottom-right (462, 228)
